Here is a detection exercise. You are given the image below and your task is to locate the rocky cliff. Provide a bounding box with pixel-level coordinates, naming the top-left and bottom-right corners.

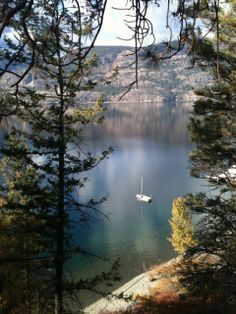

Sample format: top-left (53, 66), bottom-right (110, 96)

top-left (90, 45), bottom-right (213, 103)
top-left (0, 44), bottom-right (213, 103)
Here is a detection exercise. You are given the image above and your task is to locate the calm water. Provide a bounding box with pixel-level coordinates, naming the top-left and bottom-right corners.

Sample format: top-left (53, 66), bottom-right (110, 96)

top-left (70, 101), bottom-right (204, 303)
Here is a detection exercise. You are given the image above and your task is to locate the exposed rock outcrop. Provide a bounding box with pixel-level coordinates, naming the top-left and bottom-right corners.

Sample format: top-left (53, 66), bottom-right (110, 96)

top-left (0, 44), bottom-right (213, 103)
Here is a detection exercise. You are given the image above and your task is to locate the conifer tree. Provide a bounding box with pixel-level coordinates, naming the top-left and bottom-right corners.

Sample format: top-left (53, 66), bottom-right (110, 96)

top-left (0, 1), bottom-right (121, 313)
top-left (0, 143), bottom-right (55, 313)
top-left (174, 0), bottom-right (236, 302)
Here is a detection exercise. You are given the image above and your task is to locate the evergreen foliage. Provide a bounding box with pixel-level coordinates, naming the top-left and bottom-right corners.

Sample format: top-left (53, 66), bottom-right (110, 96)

top-left (0, 1), bottom-right (120, 313)
top-left (173, 0), bottom-right (236, 305)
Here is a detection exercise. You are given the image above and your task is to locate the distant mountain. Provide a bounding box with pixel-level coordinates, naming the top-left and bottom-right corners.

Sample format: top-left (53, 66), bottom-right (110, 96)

top-left (0, 44), bottom-right (213, 103)
top-left (90, 44), bottom-right (213, 103)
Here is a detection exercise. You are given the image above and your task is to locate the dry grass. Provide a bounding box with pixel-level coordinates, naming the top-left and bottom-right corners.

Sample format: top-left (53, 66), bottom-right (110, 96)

top-left (101, 255), bottom-right (235, 314)
top-left (101, 295), bottom-right (235, 314)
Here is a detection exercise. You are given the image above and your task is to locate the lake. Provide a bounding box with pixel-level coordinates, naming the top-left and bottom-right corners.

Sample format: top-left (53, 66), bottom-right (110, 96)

top-left (71, 101), bottom-right (204, 304)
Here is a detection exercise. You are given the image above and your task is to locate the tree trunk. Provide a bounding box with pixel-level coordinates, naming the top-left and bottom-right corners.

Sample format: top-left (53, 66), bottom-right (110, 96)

top-left (55, 94), bottom-right (65, 314)
top-left (55, 11), bottom-right (65, 310)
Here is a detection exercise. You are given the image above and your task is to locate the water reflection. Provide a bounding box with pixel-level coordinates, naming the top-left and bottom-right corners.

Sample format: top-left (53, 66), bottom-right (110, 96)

top-left (86, 101), bottom-right (191, 145)
top-left (73, 101), bottom-right (203, 304)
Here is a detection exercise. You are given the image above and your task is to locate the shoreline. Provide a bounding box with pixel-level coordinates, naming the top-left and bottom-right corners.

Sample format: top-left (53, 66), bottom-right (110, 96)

top-left (83, 258), bottom-right (177, 314)
top-left (83, 272), bottom-right (149, 313)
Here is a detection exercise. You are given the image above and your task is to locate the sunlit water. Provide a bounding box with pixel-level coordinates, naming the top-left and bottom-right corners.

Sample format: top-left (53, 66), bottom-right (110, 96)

top-left (69, 101), bottom-right (204, 305)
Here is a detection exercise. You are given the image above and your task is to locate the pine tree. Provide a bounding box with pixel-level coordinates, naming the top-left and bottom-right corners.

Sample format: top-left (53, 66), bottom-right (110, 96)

top-left (177, 0), bottom-right (236, 302)
top-left (0, 1), bottom-right (119, 313)
top-left (0, 141), bottom-right (55, 313)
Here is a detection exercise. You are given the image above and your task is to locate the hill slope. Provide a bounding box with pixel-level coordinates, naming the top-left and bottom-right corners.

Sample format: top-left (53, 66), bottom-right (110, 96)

top-left (90, 45), bottom-right (213, 103)
top-left (0, 45), bottom-right (213, 103)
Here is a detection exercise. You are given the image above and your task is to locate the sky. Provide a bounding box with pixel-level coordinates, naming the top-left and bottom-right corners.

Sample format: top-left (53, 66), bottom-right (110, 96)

top-left (0, 0), bottom-right (190, 49)
top-left (96, 0), bottom-right (180, 46)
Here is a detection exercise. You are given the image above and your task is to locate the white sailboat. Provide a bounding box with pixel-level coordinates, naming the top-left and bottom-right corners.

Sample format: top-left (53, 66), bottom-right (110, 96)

top-left (136, 177), bottom-right (152, 203)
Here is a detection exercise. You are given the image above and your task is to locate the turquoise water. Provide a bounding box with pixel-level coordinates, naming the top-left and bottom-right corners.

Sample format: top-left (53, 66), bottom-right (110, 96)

top-left (70, 101), bottom-right (203, 303)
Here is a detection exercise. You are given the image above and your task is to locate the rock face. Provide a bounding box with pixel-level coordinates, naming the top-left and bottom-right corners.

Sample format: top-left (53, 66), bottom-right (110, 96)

top-left (0, 44), bottom-right (213, 103)
top-left (91, 45), bottom-right (213, 103)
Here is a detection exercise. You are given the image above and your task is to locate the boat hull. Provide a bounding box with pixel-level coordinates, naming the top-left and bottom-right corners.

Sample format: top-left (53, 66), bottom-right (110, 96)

top-left (136, 194), bottom-right (152, 203)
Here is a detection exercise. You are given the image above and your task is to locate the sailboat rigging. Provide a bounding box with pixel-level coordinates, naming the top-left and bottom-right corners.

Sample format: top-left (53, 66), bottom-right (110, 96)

top-left (136, 177), bottom-right (152, 203)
